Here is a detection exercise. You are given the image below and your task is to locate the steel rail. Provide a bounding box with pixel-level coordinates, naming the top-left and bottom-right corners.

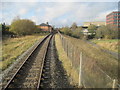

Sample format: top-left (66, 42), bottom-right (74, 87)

top-left (37, 34), bottom-right (53, 89)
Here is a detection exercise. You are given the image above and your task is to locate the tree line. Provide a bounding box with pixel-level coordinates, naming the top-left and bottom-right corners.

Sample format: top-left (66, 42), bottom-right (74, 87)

top-left (1, 18), bottom-right (49, 37)
top-left (60, 22), bottom-right (119, 39)
top-left (60, 23), bottom-right (84, 39)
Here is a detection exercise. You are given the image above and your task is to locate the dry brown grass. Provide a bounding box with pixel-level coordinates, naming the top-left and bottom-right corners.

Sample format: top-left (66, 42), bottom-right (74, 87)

top-left (63, 35), bottom-right (118, 79)
top-left (91, 39), bottom-right (119, 53)
top-left (1, 34), bottom-right (46, 70)
top-left (55, 34), bottom-right (79, 87)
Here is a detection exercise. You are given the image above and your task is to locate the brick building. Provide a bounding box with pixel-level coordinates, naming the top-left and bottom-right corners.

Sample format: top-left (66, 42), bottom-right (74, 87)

top-left (106, 11), bottom-right (120, 27)
top-left (38, 22), bottom-right (52, 32)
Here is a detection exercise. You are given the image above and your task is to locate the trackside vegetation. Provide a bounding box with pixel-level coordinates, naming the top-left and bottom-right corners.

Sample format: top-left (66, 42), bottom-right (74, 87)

top-left (1, 35), bottom-right (46, 70)
top-left (91, 39), bottom-right (119, 53)
top-left (55, 34), bottom-right (79, 87)
top-left (1, 18), bottom-right (50, 70)
top-left (63, 34), bottom-right (118, 79)
top-left (60, 27), bottom-right (84, 39)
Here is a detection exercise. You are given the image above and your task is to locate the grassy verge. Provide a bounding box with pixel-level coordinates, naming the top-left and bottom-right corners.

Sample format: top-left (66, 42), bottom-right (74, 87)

top-left (63, 35), bottom-right (118, 79)
top-left (1, 34), bottom-right (46, 70)
top-left (55, 34), bottom-right (79, 87)
top-left (91, 39), bottom-right (119, 53)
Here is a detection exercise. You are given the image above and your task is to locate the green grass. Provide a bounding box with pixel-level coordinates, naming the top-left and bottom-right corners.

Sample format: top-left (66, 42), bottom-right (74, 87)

top-left (91, 39), bottom-right (119, 53)
top-left (1, 34), bottom-right (46, 70)
top-left (91, 39), bottom-right (118, 43)
top-left (55, 34), bottom-right (79, 87)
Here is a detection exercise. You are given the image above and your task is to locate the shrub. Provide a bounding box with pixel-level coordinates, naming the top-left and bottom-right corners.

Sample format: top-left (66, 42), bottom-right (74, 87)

top-left (60, 27), bottom-right (83, 39)
top-left (96, 25), bottom-right (118, 39)
top-left (88, 24), bottom-right (97, 31)
top-left (61, 27), bottom-right (72, 36)
top-left (71, 28), bottom-right (83, 38)
top-left (87, 24), bottom-right (97, 39)
top-left (10, 19), bottom-right (36, 36)
top-left (1, 23), bottom-right (14, 36)
top-left (71, 22), bottom-right (77, 31)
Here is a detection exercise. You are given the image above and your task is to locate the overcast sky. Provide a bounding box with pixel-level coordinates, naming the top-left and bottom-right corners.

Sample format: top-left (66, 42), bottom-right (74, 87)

top-left (0, 0), bottom-right (119, 27)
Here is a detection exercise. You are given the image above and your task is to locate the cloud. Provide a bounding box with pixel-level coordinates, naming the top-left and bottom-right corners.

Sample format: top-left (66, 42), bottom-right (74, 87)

top-left (1, 0), bottom-right (120, 2)
top-left (30, 16), bottom-right (41, 24)
top-left (1, 0), bottom-right (39, 2)
top-left (42, 3), bottom-right (74, 21)
top-left (19, 8), bottom-right (28, 15)
top-left (94, 11), bottom-right (112, 21)
top-left (59, 2), bottom-right (118, 25)
top-left (1, 2), bottom-right (118, 27)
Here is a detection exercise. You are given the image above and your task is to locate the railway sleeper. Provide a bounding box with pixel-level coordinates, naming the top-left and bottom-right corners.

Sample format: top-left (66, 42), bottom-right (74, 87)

top-left (22, 83), bottom-right (36, 88)
top-left (29, 69), bottom-right (40, 73)
top-left (27, 73), bottom-right (38, 77)
top-left (31, 66), bottom-right (41, 68)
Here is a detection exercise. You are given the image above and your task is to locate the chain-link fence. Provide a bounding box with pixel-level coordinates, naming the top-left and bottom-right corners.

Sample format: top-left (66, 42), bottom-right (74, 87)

top-left (58, 33), bottom-right (119, 88)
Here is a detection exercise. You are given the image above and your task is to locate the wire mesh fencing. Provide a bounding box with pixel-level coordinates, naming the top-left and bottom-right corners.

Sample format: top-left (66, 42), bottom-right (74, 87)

top-left (58, 33), bottom-right (118, 88)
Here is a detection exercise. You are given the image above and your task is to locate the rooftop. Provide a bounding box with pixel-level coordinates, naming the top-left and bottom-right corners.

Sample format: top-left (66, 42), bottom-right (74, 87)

top-left (40, 23), bottom-right (51, 27)
top-left (106, 11), bottom-right (120, 17)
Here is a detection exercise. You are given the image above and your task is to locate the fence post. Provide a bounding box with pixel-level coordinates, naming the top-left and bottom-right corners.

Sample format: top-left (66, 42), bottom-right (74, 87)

top-left (72, 46), bottom-right (74, 65)
top-left (64, 38), bottom-right (66, 52)
top-left (63, 37), bottom-right (65, 51)
top-left (112, 79), bottom-right (116, 90)
top-left (66, 39), bottom-right (67, 53)
top-left (67, 41), bottom-right (68, 57)
top-left (74, 47), bottom-right (76, 62)
top-left (71, 44), bottom-right (73, 67)
top-left (70, 43), bottom-right (72, 60)
top-left (62, 36), bottom-right (64, 49)
top-left (79, 52), bottom-right (82, 87)
top-left (67, 41), bottom-right (69, 57)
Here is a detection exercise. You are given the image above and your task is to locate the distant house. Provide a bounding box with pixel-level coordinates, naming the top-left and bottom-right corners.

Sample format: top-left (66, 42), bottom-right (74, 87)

top-left (82, 29), bottom-right (95, 35)
top-left (38, 22), bottom-right (52, 32)
top-left (82, 29), bottom-right (89, 35)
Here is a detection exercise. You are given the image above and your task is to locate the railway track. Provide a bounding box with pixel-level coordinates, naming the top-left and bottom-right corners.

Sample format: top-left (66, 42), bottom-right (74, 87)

top-left (1, 34), bottom-right (53, 89)
top-left (39, 35), bottom-right (72, 88)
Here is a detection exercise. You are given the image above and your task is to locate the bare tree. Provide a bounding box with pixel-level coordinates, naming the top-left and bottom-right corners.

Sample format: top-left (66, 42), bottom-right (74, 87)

top-left (71, 22), bottom-right (77, 31)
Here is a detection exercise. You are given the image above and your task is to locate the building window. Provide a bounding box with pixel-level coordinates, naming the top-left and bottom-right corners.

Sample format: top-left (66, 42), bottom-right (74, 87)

top-left (114, 16), bottom-right (117, 18)
top-left (114, 20), bottom-right (117, 22)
